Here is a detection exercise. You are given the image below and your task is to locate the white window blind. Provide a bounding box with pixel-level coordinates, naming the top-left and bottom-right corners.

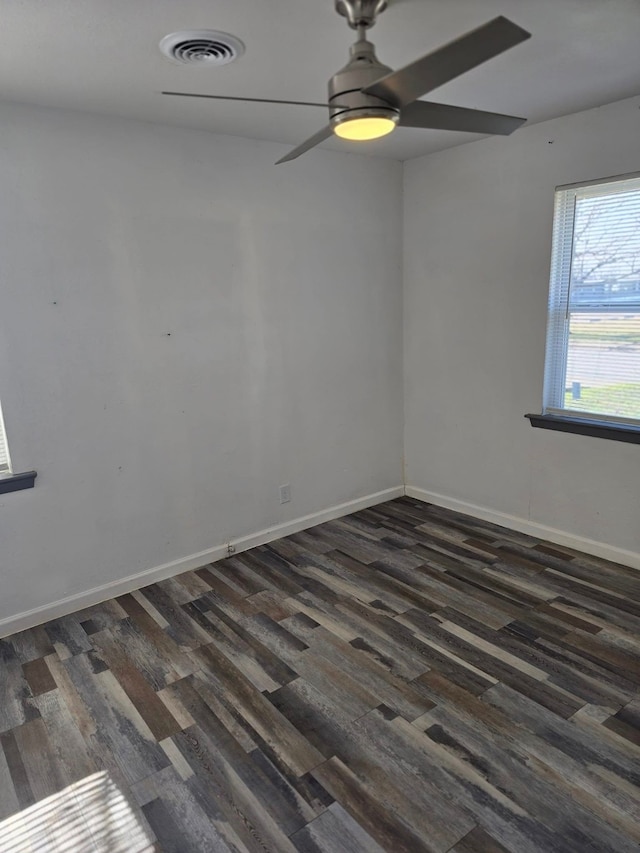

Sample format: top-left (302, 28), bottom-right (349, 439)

top-left (0, 401), bottom-right (11, 472)
top-left (543, 173), bottom-right (640, 426)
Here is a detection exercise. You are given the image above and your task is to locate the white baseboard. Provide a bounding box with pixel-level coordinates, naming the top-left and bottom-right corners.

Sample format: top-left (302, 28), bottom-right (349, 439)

top-left (405, 485), bottom-right (640, 571)
top-left (0, 485), bottom-right (405, 639)
top-left (4, 481), bottom-right (635, 638)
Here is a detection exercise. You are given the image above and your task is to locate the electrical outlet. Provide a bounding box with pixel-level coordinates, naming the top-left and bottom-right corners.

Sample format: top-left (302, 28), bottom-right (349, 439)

top-left (279, 484), bottom-right (291, 504)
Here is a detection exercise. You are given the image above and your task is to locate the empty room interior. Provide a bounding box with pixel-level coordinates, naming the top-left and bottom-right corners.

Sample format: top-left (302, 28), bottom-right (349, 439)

top-left (1, 1), bottom-right (639, 851)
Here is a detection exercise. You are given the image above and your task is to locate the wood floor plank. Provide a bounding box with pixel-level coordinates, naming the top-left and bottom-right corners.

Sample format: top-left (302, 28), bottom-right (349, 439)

top-left (347, 710), bottom-right (475, 851)
top-left (22, 657), bottom-right (56, 697)
top-left (5, 626), bottom-right (55, 663)
top-left (269, 676), bottom-right (361, 760)
top-left (12, 717), bottom-right (68, 803)
top-left (195, 598), bottom-right (300, 688)
top-left (141, 797), bottom-right (204, 853)
top-left (0, 641), bottom-right (41, 733)
top-left (313, 756), bottom-right (437, 853)
top-left (291, 626), bottom-right (436, 722)
top-left (137, 584), bottom-right (214, 650)
top-left (108, 608), bottom-right (197, 686)
top-left (206, 559), bottom-right (271, 597)
top-left (63, 653), bottom-right (170, 786)
top-left (169, 676), bottom-right (317, 836)
top-left (452, 826), bottom-right (511, 853)
top-left (173, 725), bottom-right (300, 852)
top-left (484, 683), bottom-right (640, 789)
top-left (71, 598), bottom-right (129, 632)
top-left (34, 686), bottom-right (97, 784)
top-left (0, 738), bottom-right (20, 820)
top-left (399, 609), bottom-right (584, 718)
top-left (90, 630), bottom-right (183, 740)
top-left (417, 671), bottom-right (640, 842)
top-left (290, 800), bottom-right (387, 853)
top-left (193, 642), bottom-right (325, 777)
top-left (44, 615), bottom-right (94, 659)
top-left (133, 765), bottom-right (244, 852)
top-left (0, 729), bottom-right (34, 809)
top-left (247, 589), bottom-right (298, 621)
top-left (421, 706), bottom-right (638, 852)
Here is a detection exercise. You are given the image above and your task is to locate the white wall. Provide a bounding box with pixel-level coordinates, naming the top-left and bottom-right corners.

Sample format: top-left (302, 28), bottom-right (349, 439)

top-left (404, 94), bottom-right (640, 561)
top-left (0, 102), bottom-right (403, 623)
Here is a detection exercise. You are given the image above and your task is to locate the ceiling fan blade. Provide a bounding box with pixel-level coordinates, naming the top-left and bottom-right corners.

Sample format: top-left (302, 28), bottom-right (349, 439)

top-left (399, 100), bottom-right (526, 135)
top-left (363, 16), bottom-right (531, 106)
top-left (276, 127), bottom-right (333, 165)
top-left (162, 91), bottom-right (344, 109)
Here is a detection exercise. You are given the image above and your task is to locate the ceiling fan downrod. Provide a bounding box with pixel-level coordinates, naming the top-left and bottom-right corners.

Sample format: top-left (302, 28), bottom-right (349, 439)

top-left (335, 0), bottom-right (388, 30)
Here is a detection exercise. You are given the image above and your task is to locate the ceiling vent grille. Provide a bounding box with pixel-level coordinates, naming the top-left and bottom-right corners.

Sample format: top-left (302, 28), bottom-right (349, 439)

top-left (159, 31), bottom-right (245, 67)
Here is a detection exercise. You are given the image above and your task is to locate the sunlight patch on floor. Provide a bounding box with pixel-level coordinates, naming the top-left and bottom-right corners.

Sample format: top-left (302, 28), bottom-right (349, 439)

top-left (0, 771), bottom-right (155, 852)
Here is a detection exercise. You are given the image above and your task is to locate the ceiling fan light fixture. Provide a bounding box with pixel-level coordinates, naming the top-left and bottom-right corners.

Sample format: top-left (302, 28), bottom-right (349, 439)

top-left (333, 115), bottom-right (396, 140)
top-left (332, 108), bottom-right (399, 141)
top-left (163, 7), bottom-right (531, 164)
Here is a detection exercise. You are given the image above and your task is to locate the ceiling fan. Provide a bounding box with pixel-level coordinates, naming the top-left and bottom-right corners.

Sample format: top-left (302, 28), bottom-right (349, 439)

top-left (162, 0), bottom-right (531, 164)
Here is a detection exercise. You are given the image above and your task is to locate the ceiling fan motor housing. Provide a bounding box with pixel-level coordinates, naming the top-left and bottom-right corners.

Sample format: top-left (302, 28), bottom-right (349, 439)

top-left (328, 38), bottom-right (399, 132)
top-left (335, 0), bottom-right (388, 30)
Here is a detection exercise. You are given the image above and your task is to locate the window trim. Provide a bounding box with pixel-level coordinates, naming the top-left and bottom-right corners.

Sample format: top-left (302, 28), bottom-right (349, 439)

top-left (0, 401), bottom-right (37, 492)
top-left (533, 170), bottom-right (640, 438)
top-left (0, 470), bottom-right (37, 494)
top-left (0, 399), bottom-right (12, 475)
top-left (557, 170), bottom-right (640, 193)
top-left (525, 413), bottom-right (640, 444)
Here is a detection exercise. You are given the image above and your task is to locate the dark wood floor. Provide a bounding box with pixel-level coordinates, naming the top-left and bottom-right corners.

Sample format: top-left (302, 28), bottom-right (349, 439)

top-left (1, 497), bottom-right (640, 852)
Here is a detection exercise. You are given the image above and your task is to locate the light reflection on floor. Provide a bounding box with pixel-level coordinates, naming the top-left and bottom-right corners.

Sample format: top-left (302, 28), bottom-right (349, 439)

top-left (0, 771), bottom-right (155, 852)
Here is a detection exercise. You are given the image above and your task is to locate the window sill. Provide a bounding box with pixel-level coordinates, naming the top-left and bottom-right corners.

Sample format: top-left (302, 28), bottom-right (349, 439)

top-left (0, 470), bottom-right (37, 494)
top-left (525, 414), bottom-right (640, 444)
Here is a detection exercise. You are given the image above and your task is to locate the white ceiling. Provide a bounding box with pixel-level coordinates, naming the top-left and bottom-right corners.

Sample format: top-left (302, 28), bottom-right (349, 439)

top-left (1, 0), bottom-right (639, 161)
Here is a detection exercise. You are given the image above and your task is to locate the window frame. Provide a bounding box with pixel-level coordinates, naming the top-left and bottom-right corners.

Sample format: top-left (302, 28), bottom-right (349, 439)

top-left (0, 398), bottom-right (37, 493)
top-left (527, 171), bottom-right (640, 443)
top-left (0, 398), bottom-right (12, 475)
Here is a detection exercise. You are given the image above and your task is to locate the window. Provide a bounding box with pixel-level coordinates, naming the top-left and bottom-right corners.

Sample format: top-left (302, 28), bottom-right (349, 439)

top-left (0, 400), bottom-right (11, 474)
top-left (0, 400), bottom-right (36, 492)
top-left (536, 172), bottom-right (640, 439)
